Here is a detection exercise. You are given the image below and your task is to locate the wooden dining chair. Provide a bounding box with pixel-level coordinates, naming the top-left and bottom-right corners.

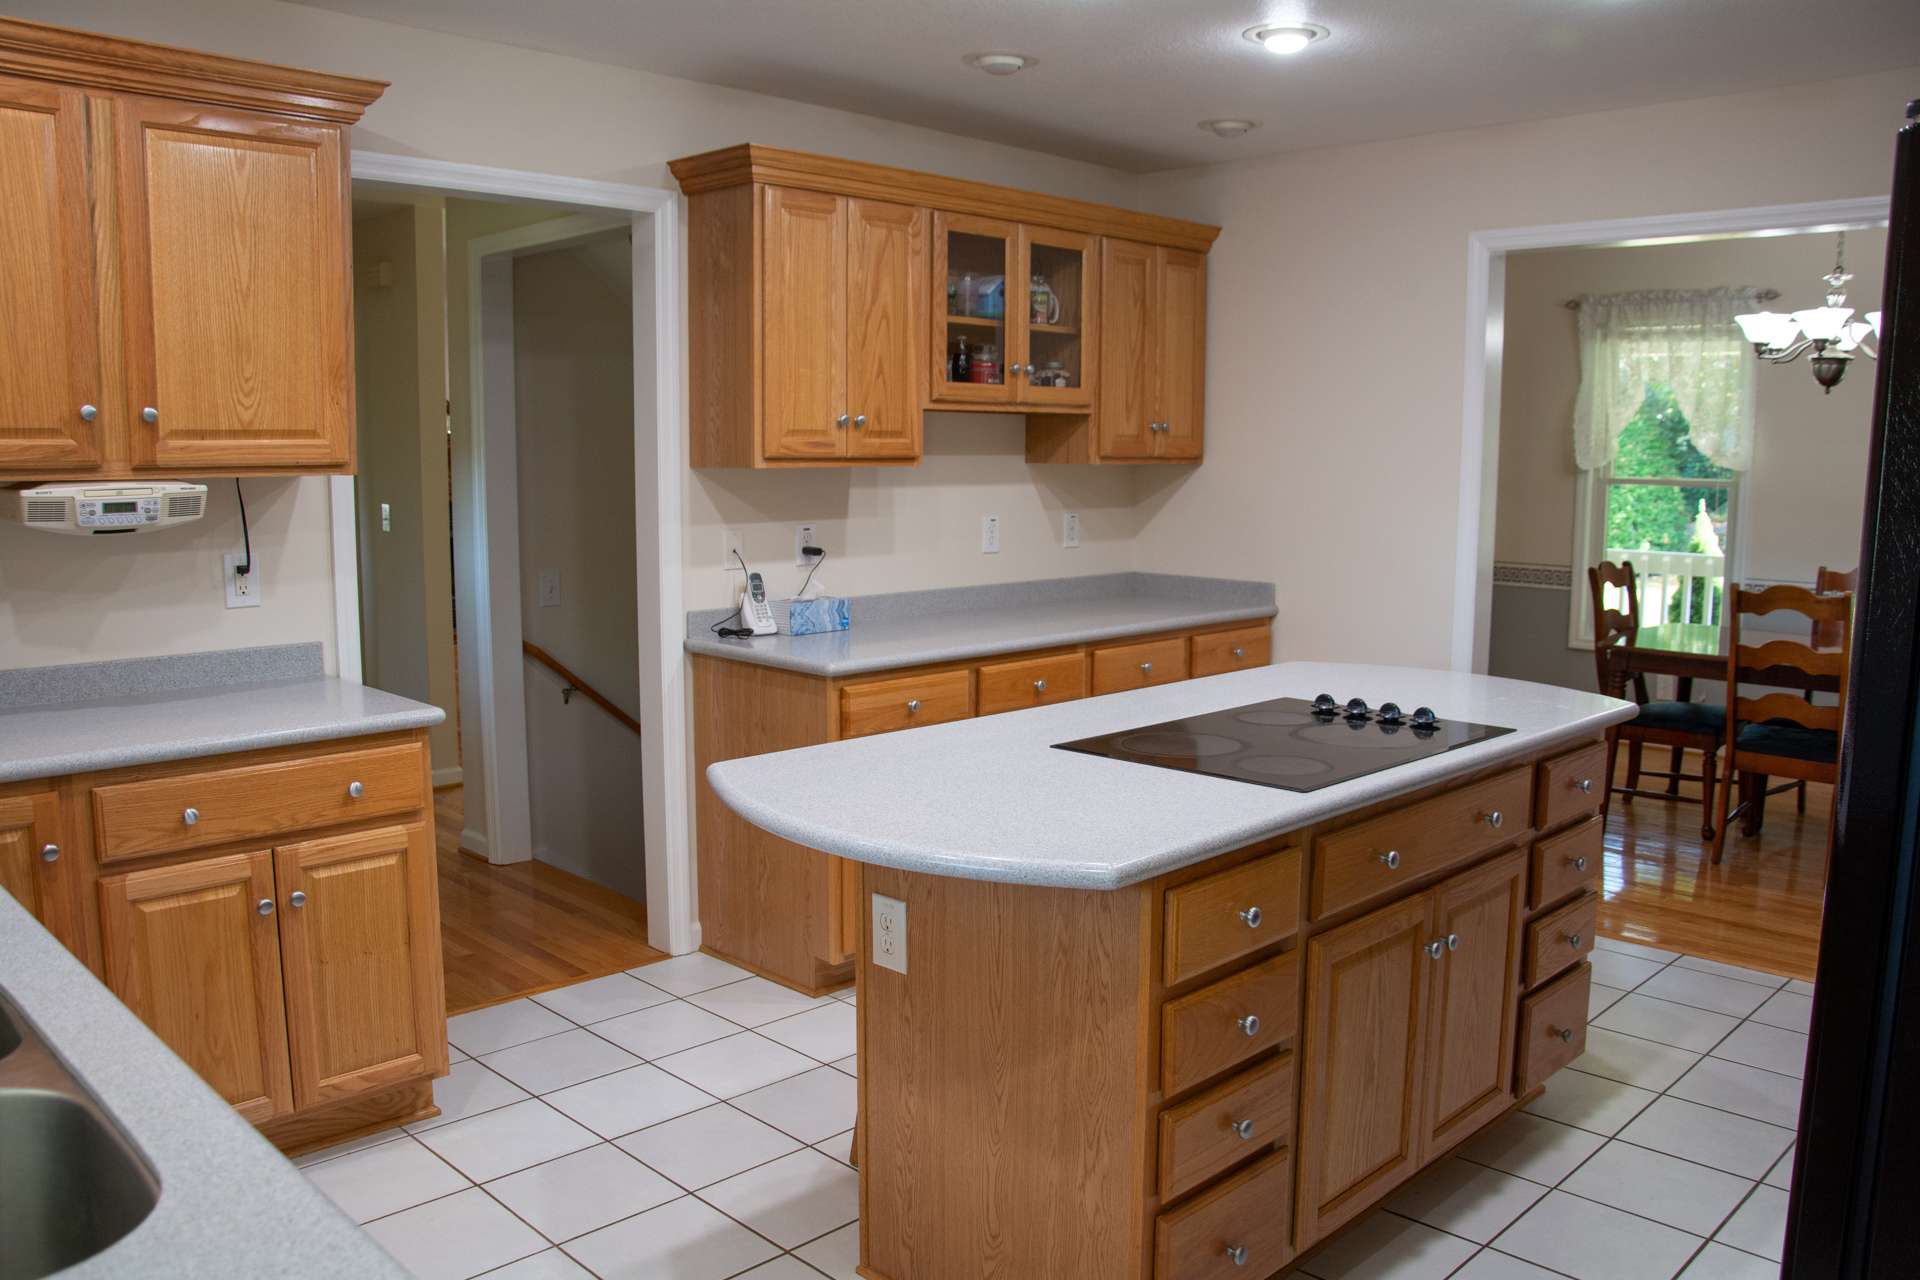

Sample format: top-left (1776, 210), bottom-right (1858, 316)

top-left (1785, 566), bottom-right (1860, 813)
top-left (1712, 584), bottom-right (1853, 864)
top-left (1589, 560), bottom-right (1724, 837)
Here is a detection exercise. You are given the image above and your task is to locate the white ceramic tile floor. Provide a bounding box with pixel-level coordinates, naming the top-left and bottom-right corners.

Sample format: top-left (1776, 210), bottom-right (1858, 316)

top-left (308, 945), bottom-right (1799, 1279)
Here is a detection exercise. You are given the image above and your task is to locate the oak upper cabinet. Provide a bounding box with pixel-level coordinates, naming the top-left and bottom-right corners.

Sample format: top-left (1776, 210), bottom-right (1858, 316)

top-left (1097, 238), bottom-right (1206, 462)
top-left (0, 72), bottom-right (101, 472)
top-left (1420, 850), bottom-right (1525, 1160)
top-left (845, 196), bottom-right (926, 459)
top-left (0, 18), bottom-right (383, 483)
top-left (0, 786), bottom-right (83, 955)
top-left (930, 214), bottom-right (1097, 411)
top-left (99, 850), bottom-right (296, 1122)
top-left (762, 186), bottom-right (850, 460)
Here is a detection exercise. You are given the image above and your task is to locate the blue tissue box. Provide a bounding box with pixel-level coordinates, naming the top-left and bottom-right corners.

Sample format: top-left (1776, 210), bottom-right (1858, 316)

top-left (787, 596), bottom-right (850, 636)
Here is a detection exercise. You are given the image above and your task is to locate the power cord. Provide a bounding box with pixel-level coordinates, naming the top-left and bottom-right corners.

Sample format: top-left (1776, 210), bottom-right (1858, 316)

top-left (796, 545), bottom-right (826, 597)
top-left (234, 479), bottom-right (252, 579)
top-left (711, 549), bottom-right (754, 638)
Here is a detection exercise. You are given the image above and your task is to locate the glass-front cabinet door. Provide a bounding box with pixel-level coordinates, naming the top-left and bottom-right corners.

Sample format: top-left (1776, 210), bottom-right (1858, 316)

top-left (1013, 225), bottom-right (1096, 410)
top-left (930, 211), bottom-right (1016, 404)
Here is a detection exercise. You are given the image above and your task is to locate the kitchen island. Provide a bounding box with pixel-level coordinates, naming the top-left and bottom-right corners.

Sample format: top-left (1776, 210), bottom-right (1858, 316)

top-left (708, 662), bottom-right (1635, 1280)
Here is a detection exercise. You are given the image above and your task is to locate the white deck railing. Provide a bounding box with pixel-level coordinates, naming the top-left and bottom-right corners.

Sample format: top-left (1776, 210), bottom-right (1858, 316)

top-left (1604, 548), bottom-right (1725, 626)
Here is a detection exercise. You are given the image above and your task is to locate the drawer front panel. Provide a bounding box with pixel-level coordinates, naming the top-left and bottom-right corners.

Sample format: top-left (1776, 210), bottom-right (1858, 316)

top-left (1530, 815), bottom-right (1603, 910)
top-left (1311, 767), bottom-right (1532, 919)
top-left (1164, 845), bottom-right (1300, 986)
top-left (1162, 950), bottom-right (1299, 1096)
top-left (1157, 1053), bottom-right (1294, 1202)
top-left (838, 669), bottom-right (973, 739)
top-left (1189, 625), bottom-right (1271, 678)
top-left (1537, 741), bottom-right (1607, 831)
top-left (1154, 1147), bottom-right (1294, 1280)
top-left (1525, 892), bottom-right (1597, 988)
top-left (92, 743), bottom-right (426, 862)
top-left (975, 652), bottom-right (1087, 716)
top-left (1091, 637), bottom-right (1189, 695)
top-left (1518, 961), bottom-right (1592, 1094)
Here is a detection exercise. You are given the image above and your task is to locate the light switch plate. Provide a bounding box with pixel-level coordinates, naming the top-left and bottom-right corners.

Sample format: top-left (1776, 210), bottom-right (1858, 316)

top-left (1062, 511), bottom-right (1081, 549)
top-left (538, 569), bottom-right (561, 608)
top-left (872, 893), bottom-right (908, 974)
top-left (722, 527), bottom-right (745, 569)
top-left (380, 502), bottom-right (392, 533)
top-left (981, 514), bottom-right (1000, 554)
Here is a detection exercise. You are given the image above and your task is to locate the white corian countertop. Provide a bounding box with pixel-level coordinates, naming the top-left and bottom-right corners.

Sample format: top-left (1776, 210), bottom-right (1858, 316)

top-left (707, 662), bottom-right (1636, 890)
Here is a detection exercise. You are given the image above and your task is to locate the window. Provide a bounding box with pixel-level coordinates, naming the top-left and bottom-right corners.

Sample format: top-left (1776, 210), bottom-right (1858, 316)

top-left (1572, 383), bottom-right (1739, 645)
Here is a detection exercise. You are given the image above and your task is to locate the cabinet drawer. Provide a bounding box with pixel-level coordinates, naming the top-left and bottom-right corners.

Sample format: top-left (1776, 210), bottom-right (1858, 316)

top-left (1162, 950), bottom-right (1298, 1096)
top-left (976, 652), bottom-right (1087, 716)
top-left (1537, 741), bottom-right (1607, 831)
top-left (1524, 892), bottom-right (1597, 988)
top-left (1518, 961), bottom-right (1592, 1094)
top-left (1190, 625), bottom-right (1270, 678)
top-left (1091, 637), bottom-right (1189, 695)
top-left (1157, 1053), bottom-right (1294, 1202)
top-left (837, 669), bottom-right (973, 738)
top-left (1154, 1146), bottom-right (1293, 1280)
top-left (1164, 845), bottom-right (1299, 986)
top-left (92, 743), bottom-right (426, 862)
top-left (1311, 767), bottom-right (1531, 919)
top-left (1531, 816), bottom-right (1603, 910)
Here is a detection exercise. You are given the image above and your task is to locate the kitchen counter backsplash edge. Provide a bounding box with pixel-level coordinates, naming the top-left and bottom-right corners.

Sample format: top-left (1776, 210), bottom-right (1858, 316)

top-left (0, 642), bottom-right (326, 709)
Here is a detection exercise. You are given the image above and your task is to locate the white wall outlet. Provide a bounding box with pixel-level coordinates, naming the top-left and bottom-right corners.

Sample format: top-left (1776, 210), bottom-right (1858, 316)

top-left (380, 502), bottom-right (392, 533)
top-left (721, 527), bottom-right (745, 569)
top-left (222, 553), bottom-right (261, 610)
top-left (538, 569), bottom-right (561, 608)
top-left (1062, 511), bottom-right (1081, 549)
top-left (795, 523), bottom-right (819, 567)
top-left (872, 893), bottom-right (908, 974)
top-left (981, 514), bottom-right (1001, 554)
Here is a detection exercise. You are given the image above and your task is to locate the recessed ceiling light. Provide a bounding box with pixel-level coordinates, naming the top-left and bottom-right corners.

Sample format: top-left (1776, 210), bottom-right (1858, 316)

top-left (1199, 119), bottom-right (1261, 138)
top-left (1243, 23), bottom-right (1328, 56)
top-left (963, 51), bottom-right (1036, 76)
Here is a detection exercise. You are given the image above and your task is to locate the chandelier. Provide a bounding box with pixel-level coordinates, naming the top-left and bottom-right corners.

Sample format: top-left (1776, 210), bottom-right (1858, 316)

top-left (1734, 232), bottom-right (1881, 393)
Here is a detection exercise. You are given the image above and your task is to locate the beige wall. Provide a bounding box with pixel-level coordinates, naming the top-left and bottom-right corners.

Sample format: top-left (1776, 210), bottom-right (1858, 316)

top-left (1129, 67), bottom-right (1911, 669)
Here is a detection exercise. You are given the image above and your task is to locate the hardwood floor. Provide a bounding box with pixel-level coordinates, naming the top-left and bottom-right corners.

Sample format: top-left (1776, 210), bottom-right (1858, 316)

top-left (434, 786), bottom-right (664, 1015)
top-left (1599, 749), bottom-right (1828, 981)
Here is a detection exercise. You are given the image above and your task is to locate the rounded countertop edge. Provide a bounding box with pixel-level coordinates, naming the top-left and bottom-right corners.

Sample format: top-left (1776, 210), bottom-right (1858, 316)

top-left (707, 704), bottom-right (1637, 891)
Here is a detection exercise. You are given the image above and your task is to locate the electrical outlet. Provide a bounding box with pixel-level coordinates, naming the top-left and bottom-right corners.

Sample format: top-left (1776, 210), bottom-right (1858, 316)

top-left (223, 553), bottom-right (260, 610)
top-left (721, 527), bottom-right (745, 569)
top-left (1062, 511), bottom-right (1081, 549)
top-left (872, 893), bottom-right (908, 974)
top-left (538, 569), bottom-right (561, 608)
top-left (380, 502), bottom-right (392, 533)
top-left (795, 523), bottom-right (819, 567)
top-left (981, 514), bottom-right (1001, 554)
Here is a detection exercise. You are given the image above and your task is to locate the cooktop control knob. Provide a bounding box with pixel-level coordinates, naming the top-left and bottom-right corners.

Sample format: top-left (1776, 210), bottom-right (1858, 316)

top-left (1312, 693), bottom-right (1338, 713)
top-left (1378, 702), bottom-right (1404, 724)
top-left (1345, 697), bottom-right (1370, 719)
top-left (1411, 706), bottom-right (1438, 727)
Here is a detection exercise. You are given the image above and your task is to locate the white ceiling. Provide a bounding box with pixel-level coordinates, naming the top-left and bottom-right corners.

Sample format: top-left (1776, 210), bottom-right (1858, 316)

top-left (290, 0), bottom-right (1920, 171)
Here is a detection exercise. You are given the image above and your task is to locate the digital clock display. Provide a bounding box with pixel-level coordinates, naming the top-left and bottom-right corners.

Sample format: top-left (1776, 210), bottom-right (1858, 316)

top-left (101, 501), bottom-right (138, 514)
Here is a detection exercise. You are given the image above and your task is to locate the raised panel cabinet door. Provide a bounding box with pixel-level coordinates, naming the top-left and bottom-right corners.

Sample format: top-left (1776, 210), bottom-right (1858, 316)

top-left (1097, 237), bottom-right (1157, 459)
top-left (1420, 849), bottom-right (1526, 1161)
top-left (1014, 224), bottom-right (1097, 410)
top-left (98, 850), bottom-right (294, 1122)
top-left (928, 211), bottom-right (1017, 405)
top-left (1155, 248), bottom-right (1206, 460)
top-left (761, 185), bottom-right (848, 459)
top-left (0, 74), bottom-right (102, 471)
top-left (274, 823), bottom-right (444, 1108)
top-left (1295, 892), bottom-right (1433, 1247)
top-left (0, 788), bottom-right (83, 954)
top-left (845, 198), bottom-right (924, 459)
top-left (115, 98), bottom-right (352, 471)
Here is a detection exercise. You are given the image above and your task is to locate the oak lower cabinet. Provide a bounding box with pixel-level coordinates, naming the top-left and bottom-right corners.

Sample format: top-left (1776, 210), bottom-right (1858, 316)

top-left (0, 785), bottom-right (85, 957)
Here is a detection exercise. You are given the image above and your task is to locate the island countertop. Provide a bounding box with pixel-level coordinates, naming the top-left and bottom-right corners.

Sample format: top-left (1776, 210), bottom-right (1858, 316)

top-left (707, 662), bottom-right (1636, 890)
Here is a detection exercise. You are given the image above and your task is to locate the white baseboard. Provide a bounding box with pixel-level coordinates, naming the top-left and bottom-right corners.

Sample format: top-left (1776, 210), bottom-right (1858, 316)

top-left (433, 765), bottom-right (464, 788)
top-left (459, 827), bottom-right (489, 857)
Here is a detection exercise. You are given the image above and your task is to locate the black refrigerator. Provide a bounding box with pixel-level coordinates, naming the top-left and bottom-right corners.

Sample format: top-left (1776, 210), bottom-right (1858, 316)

top-left (1787, 97), bottom-right (1920, 1277)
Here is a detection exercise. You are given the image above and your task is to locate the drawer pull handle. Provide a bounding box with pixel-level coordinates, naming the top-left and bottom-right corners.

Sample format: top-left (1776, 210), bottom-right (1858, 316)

top-left (1230, 1118), bottom-right (1255, 1140)
top-left (1033, 678), bottom-right (1047, 693)
top-left (1236, 1014), bottom-right (1261, 1038)
top-left (1571, 856), bottom-right (1589, 872)
top-left (1239, 906), bottom-right (1263, 929)
top-left (1426, 940), bottom-right (1444, 960)
top-left (79, 404), bottom-right (98, 423)
top-left (1551, 1026), bottom-right (1574, 1043)
top-left (1566, 931), bottom-right (1583, 949)
top-left (1225, 1244), bottom-right (1249, 1266)
top-left (289, 891), bottom-right (308, 909)
top-left (1378, 850), bottom-right (1401, 870)
top-left (853, 414), bottom-right (867, 428)
top-left (1484, 810), bottom-right (1504, 829)
top-left (906, 699), bottom-right (922, 713)
top-left (40, 843), bottom-right (60, 863)
top-left (1231, 646), bottom-right (1246, 658)
top-left (1577, 778), bottom-right (1594, 794)
top-left (182, 806), bottom-right (200, 827)
top-left (1139, 661), bottom-right (1153, 674)
top-left (1445, 932), bottom-right (1459, 952)
top-left (836, 414), bottom-right (849, 428)
top-left (348, 780), bottom-right (365, 799)
top-left (256, 898), bottom-right (274, 917)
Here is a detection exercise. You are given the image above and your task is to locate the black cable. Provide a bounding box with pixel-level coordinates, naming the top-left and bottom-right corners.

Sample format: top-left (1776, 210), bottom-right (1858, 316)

top-left (234, 479), bottom-right (252, 577)
top-left (711, 549), bottom-right (754, 637)
top-left (796, 546), bottom-right (826, 598)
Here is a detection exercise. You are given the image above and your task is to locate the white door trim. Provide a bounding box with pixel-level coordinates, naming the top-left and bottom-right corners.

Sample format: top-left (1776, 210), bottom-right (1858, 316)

top-left (333, 151), bottom-right (696, 956)
top-left (1453, 195), bottom-right (1891, 673)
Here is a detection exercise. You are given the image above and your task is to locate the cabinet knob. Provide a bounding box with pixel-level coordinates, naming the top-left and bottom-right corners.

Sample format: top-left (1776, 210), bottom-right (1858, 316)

top-left (1239, 905), bottom-right (1263, 929)
top-left (1445, 932), bottom-right (1460, 952)
top-left (906, 699), bottom-right (922, 713)
top-left (1484, 810), bottom-right (1504, 829)
top-left (1377, 849), bottom-right (1401, 870)
top-left (1032, 678), bottom-right (1047, 693)
top-left (142, 406), bottom-right (159, 424)
top-left (1577, 778), bottom-right (1594, 794)
top-left (1566, 931), bottom-right (1583, 950)
top-left (347, 780), bottom-right (365, 799)
top-left (79, 404), bottom-right (98, 422)
top-left (1139, 661), bottom-right (1153, 674)
top-left (1236, 1013), bottom-right (1261, 1038)
top-left (1571, 856), bottom-right (1589, 872)
top-left (1426, 939), bottom-right (1444, 960)
top-left (40, 843), bottom-right (60, 863)
top-left (1231, 647), bottom-right (1245, 658)
top-left (290, 890), bottom-right (308, 909)
top-left (836, 414), bottom-right (850, 427)
top-left (256, 898), bottom-right (274, 916)
top-left (182, 806), bottom-right (200, 826)
top-left (1230, 1118), bottom-right (1255, 1141)
top-left (1009, 362), bottom-right (1026, 376)
top-left (1225, 1245), bottom-right (1249, 1266)
top-left (1551, 1026), bottom-right (1574, 1043)
top-left (853, 414), bottom-right (867, 428)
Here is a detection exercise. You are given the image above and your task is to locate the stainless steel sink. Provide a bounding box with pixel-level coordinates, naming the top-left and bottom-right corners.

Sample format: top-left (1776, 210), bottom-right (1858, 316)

top-left (0, 990), bottom-right (159, 1280)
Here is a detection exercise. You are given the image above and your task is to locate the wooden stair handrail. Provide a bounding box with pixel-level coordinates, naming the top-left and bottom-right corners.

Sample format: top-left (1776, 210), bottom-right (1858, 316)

top-left (522, 642), bottom-right (643, 738)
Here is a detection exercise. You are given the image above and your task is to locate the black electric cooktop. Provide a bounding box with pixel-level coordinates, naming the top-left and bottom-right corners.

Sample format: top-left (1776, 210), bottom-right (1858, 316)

top-left (1052, 695), bottom-right (1515, 793)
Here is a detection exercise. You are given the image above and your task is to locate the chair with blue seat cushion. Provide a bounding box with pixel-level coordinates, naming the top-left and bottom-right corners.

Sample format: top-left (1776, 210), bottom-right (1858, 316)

top-left (1588, 560), bottom-right (1723, 838)
top-left (1713, 584), bottom-right (1853, 864)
